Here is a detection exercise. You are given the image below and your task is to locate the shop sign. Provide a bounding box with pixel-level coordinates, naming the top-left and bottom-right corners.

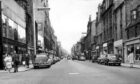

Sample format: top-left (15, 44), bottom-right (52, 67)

top-left (96, 46), bottom-right (99, 49)
top-left (114, 39), bottom-right (123, 47)
top-left (103, 43), bottom-right (107, 47)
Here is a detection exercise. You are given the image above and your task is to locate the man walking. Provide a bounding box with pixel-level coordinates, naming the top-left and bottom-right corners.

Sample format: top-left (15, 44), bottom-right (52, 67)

top-left (26, 53), bottom-right (30, 68)
top-left (13, 51), bottom-right (19, 73)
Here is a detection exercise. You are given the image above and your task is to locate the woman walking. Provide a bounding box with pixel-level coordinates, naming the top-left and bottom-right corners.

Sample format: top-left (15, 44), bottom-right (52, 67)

top-left (4, 53), bottom-right (13, 73)
top-left (128, 50), bottom-right (134, 68)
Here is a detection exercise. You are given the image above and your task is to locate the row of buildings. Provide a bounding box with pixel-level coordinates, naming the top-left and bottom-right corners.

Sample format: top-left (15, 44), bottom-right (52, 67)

top-left (72, 0), bottom-right (140, 65)
top-left (0, 0), bottom-right (63, 69)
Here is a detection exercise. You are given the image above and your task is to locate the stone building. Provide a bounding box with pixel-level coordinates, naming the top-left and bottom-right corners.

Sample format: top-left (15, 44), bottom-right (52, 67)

top-left (124, 0), bottom-right (140, 64)
top-left (0, 0), bottom-right (27, 69)
top-left (84, 16), bottom-right (93, 60)
top-left (95, 4), bottom-right (103, 57)
top-left (101, 0), bottom-right (114, 54)
top-left (113, 0), bottom-right (126, 62)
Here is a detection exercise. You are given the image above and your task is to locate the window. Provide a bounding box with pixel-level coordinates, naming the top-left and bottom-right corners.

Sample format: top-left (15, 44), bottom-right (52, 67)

top-left (136, 24), bottom-right (140, 36)
top-left (137, 6), bottom-right (140, 19)
top-left (135, 44), bottom-right (140, 60)
top-left (8, 19), bottom-right (15, 40)
top-left (131, 10), bottom-right (137, 23)
top-left (2, 14), bottom-right (7, 37)
top-left (18, 25), bottom-right (26, 43)
top-left (2, 14), bottom-right (7, 24)
top-left (127, 27), bottom-right (135, 39)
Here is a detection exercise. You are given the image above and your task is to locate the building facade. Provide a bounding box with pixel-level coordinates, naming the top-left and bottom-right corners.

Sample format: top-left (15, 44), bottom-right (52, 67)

top-left (124, 0), bottom-right (140, 64)
top-left (113, 0), bottom-right (126, 62)
top-left (0, 0), bottom-right (27, 69)
top-left (101, 0), bottom-right (114, 54)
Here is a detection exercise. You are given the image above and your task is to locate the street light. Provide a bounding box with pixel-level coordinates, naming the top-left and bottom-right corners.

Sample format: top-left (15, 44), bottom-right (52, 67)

top-left (32, 1), bottom-right (50, 55)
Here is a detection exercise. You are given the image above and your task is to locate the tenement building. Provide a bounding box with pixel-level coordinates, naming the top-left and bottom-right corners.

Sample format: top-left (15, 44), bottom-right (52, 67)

top-left (124, 0), bottom-right (140, 64)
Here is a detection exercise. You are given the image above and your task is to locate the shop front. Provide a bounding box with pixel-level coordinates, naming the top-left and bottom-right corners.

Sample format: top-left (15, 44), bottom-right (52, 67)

top-left (124, 37), bottom-right (140, 64)
top-left (114, 39), bottom-right (123, 62)
top-left (103, 43), bottom-right (107, 54)
top-left (0, 1), bottom-right (27, 69)
top-left (107, 39), bottom-right (114, 54)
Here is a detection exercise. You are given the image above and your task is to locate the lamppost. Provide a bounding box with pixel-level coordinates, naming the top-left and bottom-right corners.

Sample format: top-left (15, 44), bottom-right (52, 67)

top-left (32, 0), bottom-right (50, 56)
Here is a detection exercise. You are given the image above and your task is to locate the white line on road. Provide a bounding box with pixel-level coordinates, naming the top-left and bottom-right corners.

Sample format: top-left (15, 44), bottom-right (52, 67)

top-left (68, 73), bottom-right (80, 75)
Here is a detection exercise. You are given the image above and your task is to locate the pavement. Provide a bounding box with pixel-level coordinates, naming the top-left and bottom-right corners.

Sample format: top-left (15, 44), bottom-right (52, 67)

top-left (0, 64), bottom-right (33, 73)
top-left (121, 63), bottom-right (140, 69)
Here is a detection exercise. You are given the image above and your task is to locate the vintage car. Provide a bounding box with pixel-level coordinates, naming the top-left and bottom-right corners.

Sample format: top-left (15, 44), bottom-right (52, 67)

top-left (105, 54), bottom-right (121, 66)
top-left (33, 53), bottom-right (51, 68)
top-left (79, 53), bottom-right (86, 61)
top-left (97, 54), bottom-right (107, 64)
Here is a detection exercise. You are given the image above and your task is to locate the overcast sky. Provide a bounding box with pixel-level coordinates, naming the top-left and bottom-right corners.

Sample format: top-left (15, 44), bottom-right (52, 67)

top-left (49, 0), bottom-right (102, 53)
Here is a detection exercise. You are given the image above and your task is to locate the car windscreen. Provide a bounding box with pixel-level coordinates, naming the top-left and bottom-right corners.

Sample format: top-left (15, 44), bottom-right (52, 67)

top-left (36, 54), bottom-right (48, 60)
top-left (36, 53), bottom-right (47, 57)
top-left (108, 54), bottom-right (116, 59)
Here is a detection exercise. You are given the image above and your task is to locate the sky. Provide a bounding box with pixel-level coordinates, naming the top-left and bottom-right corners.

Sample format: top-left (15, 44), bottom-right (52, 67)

top-left (49, 0), bottom-right (103, 53)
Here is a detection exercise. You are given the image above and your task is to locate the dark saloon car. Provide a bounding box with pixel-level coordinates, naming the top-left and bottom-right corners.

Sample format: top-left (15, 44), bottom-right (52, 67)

top-left (34, 53), bottom-right (51, 68)
top-left (92, 55), bottom-right (99, 63)
top-left (97, 54), bottom-right (107, 64)
top-left (105, 54), bottom-right (121, 66)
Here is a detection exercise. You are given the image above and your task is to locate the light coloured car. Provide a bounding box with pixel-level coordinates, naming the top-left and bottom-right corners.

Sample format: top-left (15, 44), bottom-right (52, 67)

top-left (79, 56), bottom-right (86, 61)
top-left (34, 53), bottom-right (51, 68)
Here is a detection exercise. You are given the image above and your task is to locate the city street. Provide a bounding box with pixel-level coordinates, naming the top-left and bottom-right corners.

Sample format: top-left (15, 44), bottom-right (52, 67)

top-left (0, 59), bottom-right (140, 84)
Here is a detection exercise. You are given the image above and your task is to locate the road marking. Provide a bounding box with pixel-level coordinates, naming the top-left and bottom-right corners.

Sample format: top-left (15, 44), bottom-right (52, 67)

top-left (68, 72), bottom-right (80, 75)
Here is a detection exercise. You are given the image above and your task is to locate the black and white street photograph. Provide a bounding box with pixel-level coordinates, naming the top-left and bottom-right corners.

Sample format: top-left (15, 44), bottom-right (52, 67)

top-left (0, 0), bottom-right (140, 84)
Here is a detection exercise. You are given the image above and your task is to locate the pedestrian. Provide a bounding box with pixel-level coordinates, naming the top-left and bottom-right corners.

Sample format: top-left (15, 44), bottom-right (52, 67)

top-left (13, 51), bottom-right (19, 73)
top-left (4, 53), bottom-right (13, 73)
top-left (128, 50), bottom-right (134, 68)
top-left (26, 53), bottom-right (30, 68)
top-left (22, 53), bottom-right (26, 66)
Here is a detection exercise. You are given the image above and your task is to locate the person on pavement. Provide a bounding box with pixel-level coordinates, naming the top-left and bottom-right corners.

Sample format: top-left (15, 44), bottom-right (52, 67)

top-left (128, 49), bottom-right (134, 68)
top-left (26, 53), bottom-right (30, 68)
top-left (4, 53), bottom-right (13, 73)
top-left (13, 51), bottom-right (19, 73)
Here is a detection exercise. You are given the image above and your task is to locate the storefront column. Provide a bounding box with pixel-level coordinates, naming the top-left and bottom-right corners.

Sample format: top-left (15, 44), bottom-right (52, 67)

top-left (0, 1), bottom-right (4, 69)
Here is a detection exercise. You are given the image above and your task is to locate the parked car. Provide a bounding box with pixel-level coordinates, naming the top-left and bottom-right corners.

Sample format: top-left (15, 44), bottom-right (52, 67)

top-left (53, 57), bottom-right (60, 63)
top-left (92, 55), bottom-right (99, 63)
top-left (97, 54), bottom-right (107, 64)
top-left (79, 53), bottom-right (86, 61)
top-left (105, 54), bottom-right (121, 66)
top-left (33, 53), bottom-right (51, 68)
top-left (79, 56), bottom-right (86, 61)
top-left (72, 56), bottom-right (78, 60)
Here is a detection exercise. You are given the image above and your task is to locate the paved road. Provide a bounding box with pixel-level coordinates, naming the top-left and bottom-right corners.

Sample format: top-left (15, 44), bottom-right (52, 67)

top-left (0, 59), bottom-right (140, 84)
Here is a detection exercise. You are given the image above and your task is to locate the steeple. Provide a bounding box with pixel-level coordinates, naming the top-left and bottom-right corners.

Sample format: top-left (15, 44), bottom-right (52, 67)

top-left (89, 15), bottom-right (92, 22)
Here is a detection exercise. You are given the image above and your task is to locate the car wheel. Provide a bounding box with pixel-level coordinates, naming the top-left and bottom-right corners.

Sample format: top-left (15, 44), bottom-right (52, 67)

top-left (46, 65), bottom-right (51, 68)
top-left (117, 63), bottom-right (121, 66)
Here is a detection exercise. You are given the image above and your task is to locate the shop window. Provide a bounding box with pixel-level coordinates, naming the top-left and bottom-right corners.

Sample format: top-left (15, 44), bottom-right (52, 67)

top-left (136, 25), bottom-right (140, 36)
top-left (2, 14), bottom-right (7, 37)
top-left (137, 5), bottom-right (140, 20)
top-left (2, 14), bottom-right (7, 24)
top-left (135, 44), bottom-right (140, 60)
top-left (17, 25), bottom-right (26, 43)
